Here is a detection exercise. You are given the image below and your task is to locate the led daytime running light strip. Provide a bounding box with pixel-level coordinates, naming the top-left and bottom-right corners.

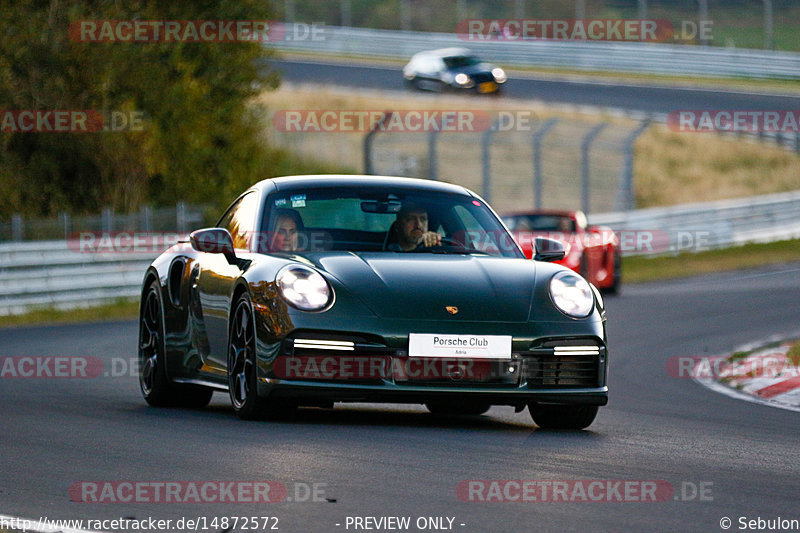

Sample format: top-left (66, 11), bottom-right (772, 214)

top-left (293, 339), bottom-right (355, 351)
top-left (553, 346), bottom-right (600, 356)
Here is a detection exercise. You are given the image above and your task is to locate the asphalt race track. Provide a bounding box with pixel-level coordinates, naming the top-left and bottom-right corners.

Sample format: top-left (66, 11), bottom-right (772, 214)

top-left (2, 263), bottom-right (799, 532)
top-left (270, 59), bottom-right (800, 116)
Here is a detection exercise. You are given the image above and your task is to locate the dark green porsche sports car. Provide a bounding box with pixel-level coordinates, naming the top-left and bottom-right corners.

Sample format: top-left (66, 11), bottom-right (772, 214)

top-left (138, 175), bottom-right (608, 429)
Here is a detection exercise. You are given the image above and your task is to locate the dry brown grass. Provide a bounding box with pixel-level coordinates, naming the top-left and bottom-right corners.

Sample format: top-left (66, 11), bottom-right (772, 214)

top-left (635, 125), bottom-right (800, 207)
top-left (256, 85), bottom-right (800, 210)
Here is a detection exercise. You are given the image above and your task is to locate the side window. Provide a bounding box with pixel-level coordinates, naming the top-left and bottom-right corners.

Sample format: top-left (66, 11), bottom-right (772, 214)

top-left (217, 192), bottom-right (259, 250)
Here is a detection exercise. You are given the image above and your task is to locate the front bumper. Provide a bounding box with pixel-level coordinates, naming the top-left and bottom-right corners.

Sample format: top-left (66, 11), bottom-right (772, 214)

top-left (261, 378), bottom-right (608, 407)
top-left (451, 80), bottom-right (502, 94)
top-left (254, 319), bottom-right (608, 407)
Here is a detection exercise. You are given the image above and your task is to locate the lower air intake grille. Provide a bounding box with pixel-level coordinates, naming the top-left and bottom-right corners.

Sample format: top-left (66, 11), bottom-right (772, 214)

top-left (523, 342), bottom-right (603, 388)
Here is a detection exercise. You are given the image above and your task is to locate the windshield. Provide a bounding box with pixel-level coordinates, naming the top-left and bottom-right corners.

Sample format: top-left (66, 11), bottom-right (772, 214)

top-left (259, 187), bottom-right (522, 257)
top-left (443, 55), bottom-right (481, 69)
top-left (503, 214), bottom-right (576, 233)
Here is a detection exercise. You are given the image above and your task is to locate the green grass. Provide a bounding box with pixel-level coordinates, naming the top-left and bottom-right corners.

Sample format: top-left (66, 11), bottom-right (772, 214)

top-left (0, 297), bottom-right (139, 329)
top-left (787, 343), bottom-right (800, 366)
top-left (623, 238), bottom-right (800, 284)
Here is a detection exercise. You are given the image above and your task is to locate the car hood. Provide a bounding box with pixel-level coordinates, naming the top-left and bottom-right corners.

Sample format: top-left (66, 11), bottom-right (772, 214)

top-left (306, 252), bottom-right (537, 322)
top-left (448, 63), bottom-right (495, 76)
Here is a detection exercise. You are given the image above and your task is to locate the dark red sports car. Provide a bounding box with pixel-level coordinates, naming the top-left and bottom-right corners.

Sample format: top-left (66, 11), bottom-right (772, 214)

top-left (502, 210), bottom-right (620, 293)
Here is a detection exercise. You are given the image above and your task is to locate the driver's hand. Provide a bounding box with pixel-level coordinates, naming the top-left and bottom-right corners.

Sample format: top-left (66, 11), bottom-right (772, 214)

top-left (421, 231), bottom-right (442, 247)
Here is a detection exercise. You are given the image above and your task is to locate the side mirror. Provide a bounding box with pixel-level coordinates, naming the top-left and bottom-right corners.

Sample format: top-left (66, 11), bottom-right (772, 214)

top-left (533, 237), bottom-right (565, 262)
top-left (190, 228), bottom-right (236, 263)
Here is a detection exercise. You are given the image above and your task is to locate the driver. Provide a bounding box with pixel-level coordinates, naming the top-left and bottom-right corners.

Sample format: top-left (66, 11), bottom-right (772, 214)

top-left (391, 204), bottom-right (441, 251)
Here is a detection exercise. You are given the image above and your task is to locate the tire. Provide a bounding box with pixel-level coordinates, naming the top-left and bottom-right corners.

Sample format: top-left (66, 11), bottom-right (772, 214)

top-left (607, 249), bottom-right (622, 295)
top-left (138, 280), bottom-right (213, 408)
top-left (425, 401), bottom-right (491, 416)
top-left (529, 403), bottom-right (598, 430)
top-left (227, 292), bottom-right (294, 420)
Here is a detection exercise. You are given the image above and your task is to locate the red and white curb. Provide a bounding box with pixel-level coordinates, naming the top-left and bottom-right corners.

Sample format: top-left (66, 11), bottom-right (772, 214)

top-left (693, 338), bottom-right (800, 413)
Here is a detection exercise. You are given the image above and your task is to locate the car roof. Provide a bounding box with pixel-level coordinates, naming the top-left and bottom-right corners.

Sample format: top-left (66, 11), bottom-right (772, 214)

top-left (252, 175), bottom-right (473, 196)
top-left (503, 210), bottom-right (580, 218)
top-left (413, 47), bottom-right (475, 59)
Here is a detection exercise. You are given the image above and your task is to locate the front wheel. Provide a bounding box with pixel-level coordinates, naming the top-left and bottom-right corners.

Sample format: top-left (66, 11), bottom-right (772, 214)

top-left (228, 292), bottom-right (294, 420)
top-left (529, 403), bottom-right (598, 430)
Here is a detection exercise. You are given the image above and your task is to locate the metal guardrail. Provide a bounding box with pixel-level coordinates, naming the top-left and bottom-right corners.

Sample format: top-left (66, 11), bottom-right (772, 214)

top-left (0, 203), bottom-right (207, 243)
top-left (589, 190), bottom-right (800, 255)
top-left (3, 190), bottom-right (800, 315)
top-left (0, 240), bottom-right (159, 315)
top-left (272, 25), bottom-right (800, 80)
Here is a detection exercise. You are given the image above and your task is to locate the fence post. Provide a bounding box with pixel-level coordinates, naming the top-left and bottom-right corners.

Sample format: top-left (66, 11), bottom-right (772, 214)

top-left (341, 0), bottom-right (352, 27)
top-left (177, 202), bottom-right (187, 234)
top-left (102, 207), bottom-right (113, 233)
top-left (363, 111), bottom-right (393, 175)
top-left (481, 123), bottom-right (495, 202)
top-left (763, 0), bottom-right (774, 50)
top-left (532, 118), bottom-right (559, 209)
top-left (638, 0), bottom-right (648, 19)
top-left (428, 129), bottom-right (439, 180)
top-left (616, 120), bottom-right (650, 211)
top-left (60, 212), bottom-right (70, 240)
top-left (400, 0), bottom-right (411, 31)
top-left (11, 214), bottom-right (23, 242)
top-left (140, 205), bottom-right (151, 233)
top-left (581, 123), bottom-right (607, 215)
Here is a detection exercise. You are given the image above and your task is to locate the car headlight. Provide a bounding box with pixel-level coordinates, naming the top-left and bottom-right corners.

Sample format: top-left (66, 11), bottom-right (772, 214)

top-left (276, 264), bottom-right (332, 311)
top-left (549, 271), bottom-right (594, 318)
top-left (492, 67), bottom-right (507, 83)
top-left (454, 73), bottom-right (470, 85)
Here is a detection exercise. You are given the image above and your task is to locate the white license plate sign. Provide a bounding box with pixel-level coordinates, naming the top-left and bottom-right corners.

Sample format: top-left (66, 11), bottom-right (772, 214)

top-left (409, 334), bottom-right (512, 359)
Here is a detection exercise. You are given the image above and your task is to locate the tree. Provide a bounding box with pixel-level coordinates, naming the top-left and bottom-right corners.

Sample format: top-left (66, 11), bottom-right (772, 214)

top-left (0, 0), bottom-right (281, 217)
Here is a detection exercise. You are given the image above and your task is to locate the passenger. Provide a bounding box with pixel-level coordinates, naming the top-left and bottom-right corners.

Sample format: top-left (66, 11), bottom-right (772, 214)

top-left (270, 208), bottom-right (304, 252)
